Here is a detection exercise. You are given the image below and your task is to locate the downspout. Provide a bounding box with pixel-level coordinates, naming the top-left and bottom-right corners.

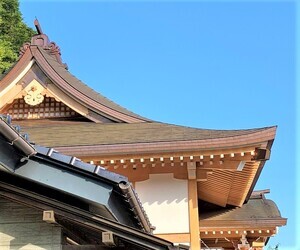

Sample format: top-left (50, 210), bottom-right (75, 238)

top-left (119, 182), bottom-right (154, 234)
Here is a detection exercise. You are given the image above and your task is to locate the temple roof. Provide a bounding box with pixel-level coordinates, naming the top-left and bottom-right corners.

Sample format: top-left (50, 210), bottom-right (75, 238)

top-left (0, 29), bottom-right (150, 123)
top-left (199, 195), bottom-right (286, 249)
top-left (0, 114), bottom-right (152, 234)
top-left (200, 198), bottom-right (286, 224)
top-left (0, 21), bottom-right (279, 211)
top-left (36, 46), bottom-right (150, 122)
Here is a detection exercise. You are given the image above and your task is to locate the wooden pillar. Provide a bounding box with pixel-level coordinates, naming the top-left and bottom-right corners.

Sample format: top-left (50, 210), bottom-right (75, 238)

top-left (187, 162), bottom-right (200, 250)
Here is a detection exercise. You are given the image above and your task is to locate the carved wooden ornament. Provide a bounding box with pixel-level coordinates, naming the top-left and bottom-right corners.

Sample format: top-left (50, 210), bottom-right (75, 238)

top-left (24, 79), bottom-right (45, 106)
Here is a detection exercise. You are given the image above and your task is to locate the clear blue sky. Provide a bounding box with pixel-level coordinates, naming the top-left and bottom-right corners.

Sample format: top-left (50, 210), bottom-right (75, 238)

top-left (20, 1), bottom-right (296, 248)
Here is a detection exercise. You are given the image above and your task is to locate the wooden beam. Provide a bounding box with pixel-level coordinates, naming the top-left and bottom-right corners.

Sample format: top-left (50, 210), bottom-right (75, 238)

top-left (199, 227), bottom-right (278, 244)
top-left (187, 162), bottom-right (196, 179)
top-left (80, 147), bottom-right (257, 163)
top-left (155, 233), bottom-right (190, 243)
top-left (197, 169), bottom-right (210, 181)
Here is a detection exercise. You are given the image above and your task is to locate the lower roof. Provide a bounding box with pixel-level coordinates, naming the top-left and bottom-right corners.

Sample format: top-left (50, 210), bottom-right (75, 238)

top-left (200, 196), bottom-right (287, 229)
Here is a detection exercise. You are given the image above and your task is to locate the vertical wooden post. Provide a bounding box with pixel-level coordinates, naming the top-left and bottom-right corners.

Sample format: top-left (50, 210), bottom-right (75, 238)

top-left (187, 162), bottom-right (200, 249)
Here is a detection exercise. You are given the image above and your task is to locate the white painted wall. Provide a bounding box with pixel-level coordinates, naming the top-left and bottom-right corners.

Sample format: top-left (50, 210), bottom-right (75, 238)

top-left (135, 173), bottom-right (189, 234)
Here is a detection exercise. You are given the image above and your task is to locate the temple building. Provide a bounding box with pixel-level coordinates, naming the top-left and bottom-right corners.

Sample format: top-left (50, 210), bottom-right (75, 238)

top-left (0, 20), bottom-right (286, 249)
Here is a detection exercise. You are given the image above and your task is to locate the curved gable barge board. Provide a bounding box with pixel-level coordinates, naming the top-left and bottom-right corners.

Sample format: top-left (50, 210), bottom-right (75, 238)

top-left (0, 49), bottom-right (34, 94)
top-left (31, 46), bottom-right (149, 123)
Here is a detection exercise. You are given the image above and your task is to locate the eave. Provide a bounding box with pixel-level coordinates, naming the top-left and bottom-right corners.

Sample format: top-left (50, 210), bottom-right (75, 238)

top-left (15, 120), bottom-right (276, 208)
top-left (54, 126), bottom-right (275, 157)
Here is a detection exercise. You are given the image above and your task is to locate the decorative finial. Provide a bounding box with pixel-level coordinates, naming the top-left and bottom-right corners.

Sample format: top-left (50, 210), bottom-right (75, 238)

top-left (19, 18), bottom-right (67, 69)
top-left (34, 18), bottom-right (43, 35)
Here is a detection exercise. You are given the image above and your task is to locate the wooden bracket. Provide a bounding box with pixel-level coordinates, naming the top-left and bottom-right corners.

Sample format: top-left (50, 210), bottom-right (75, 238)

top-left (43, 210), bottom-right (56, 224)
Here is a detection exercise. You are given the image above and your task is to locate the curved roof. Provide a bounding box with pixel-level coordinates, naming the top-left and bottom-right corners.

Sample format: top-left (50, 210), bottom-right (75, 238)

top-left (0, 24), bottom-right (279, 211)
top-left (0, 40), bottom-right (150, 123)
top-left (18, 120), bottom-right (276, 148)
top-left (35, 46), bottom-right (150, 123)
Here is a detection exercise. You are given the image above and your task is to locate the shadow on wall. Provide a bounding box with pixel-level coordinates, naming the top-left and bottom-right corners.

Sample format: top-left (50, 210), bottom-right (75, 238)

top-left (136, 173), bottom-right (188, 206)
top-left (144, 198), bottom-right (188, 206)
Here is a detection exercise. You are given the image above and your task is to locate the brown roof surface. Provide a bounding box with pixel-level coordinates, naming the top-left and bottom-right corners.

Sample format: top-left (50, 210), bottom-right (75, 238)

top-left (200, 197), bottom-right (286, 224)
top-left (18, 120), bottom-right (275, 148)
top-left (36, 47), bottom-right (150, 122)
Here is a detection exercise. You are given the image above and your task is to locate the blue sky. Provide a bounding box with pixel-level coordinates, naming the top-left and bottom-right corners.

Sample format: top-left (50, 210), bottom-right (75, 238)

top-left (20, 1), bottom-right (296, 248)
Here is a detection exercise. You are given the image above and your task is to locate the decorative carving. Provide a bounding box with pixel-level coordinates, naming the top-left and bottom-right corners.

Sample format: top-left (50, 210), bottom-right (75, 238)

top-left (48, 42), bottom-right (62, 64)
top-left (19, 19), bottom-right (67, 68)
top-left (23, 79), bottom-right (45, 106)
top-left (24, 85), bottom-right (44, 106)
top-left (19, 42), bottom-right (31, 57)
top-left (48, 42), bottom-right (61, 56)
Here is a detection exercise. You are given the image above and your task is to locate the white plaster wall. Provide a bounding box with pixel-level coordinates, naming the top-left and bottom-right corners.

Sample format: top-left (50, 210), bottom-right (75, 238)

top-left (135, 173), bottom-right (189, 234)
